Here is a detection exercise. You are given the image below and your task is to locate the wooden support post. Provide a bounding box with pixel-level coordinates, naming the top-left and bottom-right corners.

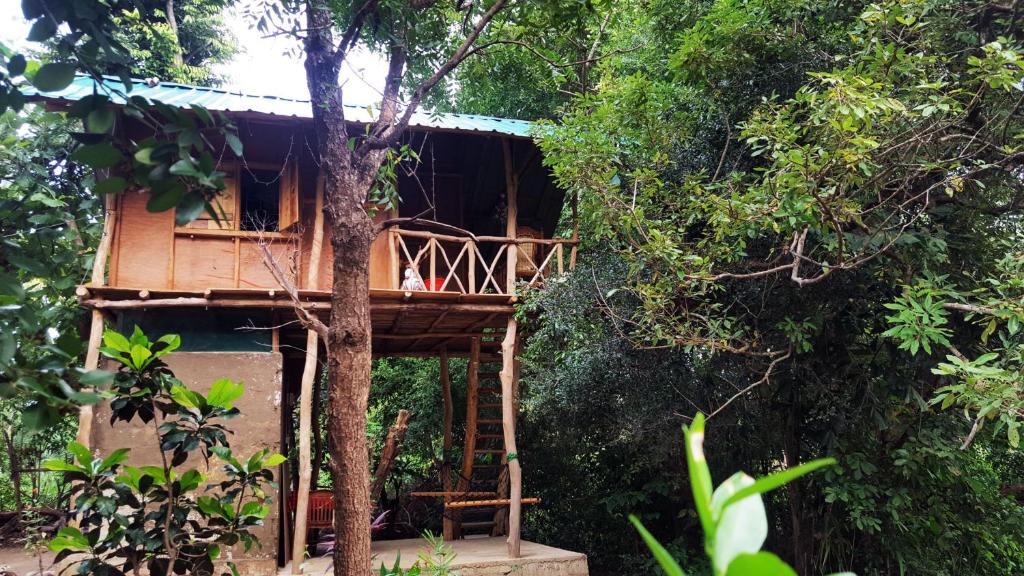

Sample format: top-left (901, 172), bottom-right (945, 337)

top-left (76, 197), bottom-right (118, 449)
top-left (499, 318), bottom-right (522, 558)
top-left (309, 171), bottom-right (326, 290)
top-left (502, 139), bottom-right (518, 295)
top-left (440, 348), bottom-right (455, 540)
top-left (455, 337), bottom-right (481, 539)
top-left (291, 168), bottom-right (326, 574)
top-left (291, 330), bottom-right (318, 575)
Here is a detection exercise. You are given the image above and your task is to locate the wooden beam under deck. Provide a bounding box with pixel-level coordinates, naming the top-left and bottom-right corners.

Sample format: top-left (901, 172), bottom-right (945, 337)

top-left (78, 285), bottom-right (514, 356)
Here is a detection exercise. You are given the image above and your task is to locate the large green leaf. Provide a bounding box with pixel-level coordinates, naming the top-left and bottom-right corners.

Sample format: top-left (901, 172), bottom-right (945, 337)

top-left (685, 413), bottom-right (714, 537)
top-left (31, 62), bottom-right (76, 92)
top-left (102, 330), bottom-right (131, 353)
top-left (48, 527), bottom-right (90, 553)
top-left (175, 192), bottom-right (207, 224)
top-left (171, 384), bottom-right (205, 410)
top-left (207, 378), bottom-right (244, 409)
top-left (724, 552), bottom-right (797, 576)
top-left (71, 143), bottom-right (123, 169)
top-left (710, 473), bottom-right (767, 573)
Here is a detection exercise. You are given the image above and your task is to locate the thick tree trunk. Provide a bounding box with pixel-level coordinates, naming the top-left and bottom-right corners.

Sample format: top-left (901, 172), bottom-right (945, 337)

top-left (324, 208), bottom-right (374, 575)
top-left (304, 2), bottom-right (380, 573)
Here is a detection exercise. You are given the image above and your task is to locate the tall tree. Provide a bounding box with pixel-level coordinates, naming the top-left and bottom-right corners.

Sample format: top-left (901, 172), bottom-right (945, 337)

top-left (297, 2), bottom-right (517, 572)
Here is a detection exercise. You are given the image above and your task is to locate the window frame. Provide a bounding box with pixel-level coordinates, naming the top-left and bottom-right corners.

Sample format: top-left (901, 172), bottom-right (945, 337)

top-left (174, 161), bottom-right (300, 239)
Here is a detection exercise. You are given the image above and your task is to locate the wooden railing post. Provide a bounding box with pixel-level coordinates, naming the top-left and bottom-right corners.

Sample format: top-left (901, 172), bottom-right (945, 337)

top-left (467, 239), bottom-right (476, 294)
top-left (429, 237), bottom-right (437, 290)
top-left (389, 228), bottom-right (400, 289)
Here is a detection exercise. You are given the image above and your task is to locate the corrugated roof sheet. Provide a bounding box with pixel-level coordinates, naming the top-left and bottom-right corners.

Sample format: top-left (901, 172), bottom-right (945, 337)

top-left (29, 75), bottom-right (535, 138)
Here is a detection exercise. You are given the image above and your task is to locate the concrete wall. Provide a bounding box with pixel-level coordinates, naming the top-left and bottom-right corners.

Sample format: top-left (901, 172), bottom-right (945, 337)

top-left (91, 351), bottom-right (283, 576)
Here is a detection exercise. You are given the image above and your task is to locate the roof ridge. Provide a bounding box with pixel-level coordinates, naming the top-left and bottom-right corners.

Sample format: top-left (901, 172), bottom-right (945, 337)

top-left (80, 74), bottom-right (534, 123)
top-left (41, 75), bottom-right (535, 137)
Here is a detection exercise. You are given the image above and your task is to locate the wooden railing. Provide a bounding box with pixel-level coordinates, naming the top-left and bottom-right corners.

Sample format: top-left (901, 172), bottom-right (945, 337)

top-left (383, 227), bottom-right (577, 296)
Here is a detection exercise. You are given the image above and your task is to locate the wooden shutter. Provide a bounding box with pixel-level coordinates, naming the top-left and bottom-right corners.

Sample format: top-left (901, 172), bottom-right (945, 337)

top-left (278, 161), bottom-right (300, 231)
top-left (184, 164), bottom-right (237, 230)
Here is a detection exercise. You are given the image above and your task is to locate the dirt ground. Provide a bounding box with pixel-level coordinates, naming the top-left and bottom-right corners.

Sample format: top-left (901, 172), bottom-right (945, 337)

top-left (0, 546), bottom-right (55, 575)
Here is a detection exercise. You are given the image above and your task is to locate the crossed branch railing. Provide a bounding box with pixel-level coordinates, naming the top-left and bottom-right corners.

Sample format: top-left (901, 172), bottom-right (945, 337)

top-left (383, 227), bottom-right (577, 295)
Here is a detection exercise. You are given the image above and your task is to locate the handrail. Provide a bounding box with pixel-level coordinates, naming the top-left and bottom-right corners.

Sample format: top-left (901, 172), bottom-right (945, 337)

top-left (382, 226), bottom-right (577, 295)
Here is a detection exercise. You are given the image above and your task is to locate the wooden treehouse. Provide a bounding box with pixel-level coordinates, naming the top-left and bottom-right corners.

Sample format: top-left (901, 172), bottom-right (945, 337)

top-left (36, 77), bottom-right (587, 576)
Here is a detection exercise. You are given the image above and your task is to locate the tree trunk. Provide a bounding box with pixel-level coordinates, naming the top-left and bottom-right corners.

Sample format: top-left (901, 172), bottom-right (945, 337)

top-left (783, 382), bottom-right (809, 575)
top-left (306, 45), bottom-right (379, 575)
top-left (164, 0), bottom-right (184, 66)
top-left (3, 427), bottom-right (22, 526)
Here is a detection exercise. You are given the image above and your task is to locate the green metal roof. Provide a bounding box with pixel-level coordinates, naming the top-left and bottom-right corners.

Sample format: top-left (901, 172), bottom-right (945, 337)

top-left (31, 75), bottom-right (535, 138)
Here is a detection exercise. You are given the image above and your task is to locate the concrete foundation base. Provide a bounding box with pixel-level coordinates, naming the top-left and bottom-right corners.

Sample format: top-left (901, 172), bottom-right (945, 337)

top-left (283, 537), bottom-right (589, 575)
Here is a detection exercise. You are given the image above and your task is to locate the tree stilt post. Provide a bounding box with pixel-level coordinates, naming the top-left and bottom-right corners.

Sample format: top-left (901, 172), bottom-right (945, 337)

top-left (291, 171), bottom-right (326, 573)
top-left (499, 317), bottom-right (521, 558)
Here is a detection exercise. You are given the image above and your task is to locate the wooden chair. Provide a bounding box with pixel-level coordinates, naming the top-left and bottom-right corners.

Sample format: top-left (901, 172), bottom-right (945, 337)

top-left (288, 489), bottom-right (335, 533)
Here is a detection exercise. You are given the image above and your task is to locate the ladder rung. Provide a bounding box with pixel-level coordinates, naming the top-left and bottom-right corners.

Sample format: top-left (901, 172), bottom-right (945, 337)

top-left (447, 498), bottom-right (541, 510)
top-left (477, 434), bottom-right (503, 439)
top-left (460, 521), bottom-right (495, 529)
top-left (474, 449), bottom-right (505, 454)
top-left (477, 419), bottom-right (503, 425)
top-left (410, 491), bottom-right (496, 498)
top-left (479, 403), bottom-right (502, 409)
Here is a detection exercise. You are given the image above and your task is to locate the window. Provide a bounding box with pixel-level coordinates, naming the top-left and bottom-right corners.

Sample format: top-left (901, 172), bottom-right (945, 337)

top-left (178, 162), bottom-right (300, 233)
top-left (240, 168), bottom-right (281, 231)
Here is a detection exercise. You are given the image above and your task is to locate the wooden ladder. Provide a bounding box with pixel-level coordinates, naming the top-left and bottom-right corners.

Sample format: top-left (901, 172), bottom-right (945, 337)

top-left (452, 340), bottom-right (512, 538)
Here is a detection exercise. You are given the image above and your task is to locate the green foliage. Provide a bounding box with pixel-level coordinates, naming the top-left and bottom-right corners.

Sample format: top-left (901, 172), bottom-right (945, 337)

top-left (374, 532), bottom-right (455, 576)
top-left (0, 109), bottom-right (107, 429)
top-left (0, 2), bottom-right (244, 240)
top-left (631, 414), bottom-right (843, 576)
top-left (113, 1), bottom-right (237, 86)
top-left (44, 328), bottom-right (280, 576)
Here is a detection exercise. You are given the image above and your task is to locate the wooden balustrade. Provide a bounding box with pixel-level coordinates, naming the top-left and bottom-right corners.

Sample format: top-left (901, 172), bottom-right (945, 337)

top-left (383, 226), bottom-right (577, 296)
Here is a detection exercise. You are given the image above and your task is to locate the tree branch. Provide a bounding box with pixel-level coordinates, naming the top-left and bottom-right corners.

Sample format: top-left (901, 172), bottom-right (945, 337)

top-left (257, 240), bottom-right (329, 341)
top-left (357, 0), bottom-right (509, 153)
top-left (707, 347), bottom-right (793, 420)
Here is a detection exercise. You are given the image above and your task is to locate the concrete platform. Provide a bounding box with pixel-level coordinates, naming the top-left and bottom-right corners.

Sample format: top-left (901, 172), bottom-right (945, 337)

top-left (283, 537), bottom-right (589, 575)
